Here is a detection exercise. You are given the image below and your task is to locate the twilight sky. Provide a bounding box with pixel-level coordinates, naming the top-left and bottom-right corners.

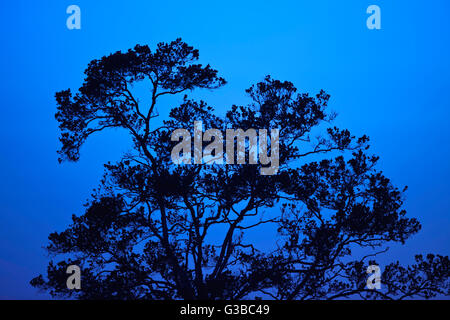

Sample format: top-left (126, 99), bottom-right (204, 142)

top-left (0, 0), bottom-right (449, 298)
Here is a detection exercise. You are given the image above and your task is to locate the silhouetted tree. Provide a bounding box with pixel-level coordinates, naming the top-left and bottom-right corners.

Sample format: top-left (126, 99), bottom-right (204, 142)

top-left (31, 39), bottom-right (449, 300)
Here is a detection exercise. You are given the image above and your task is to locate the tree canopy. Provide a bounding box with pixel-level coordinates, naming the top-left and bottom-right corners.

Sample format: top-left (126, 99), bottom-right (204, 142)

top-left (31, 39), bottom-right (449, 300)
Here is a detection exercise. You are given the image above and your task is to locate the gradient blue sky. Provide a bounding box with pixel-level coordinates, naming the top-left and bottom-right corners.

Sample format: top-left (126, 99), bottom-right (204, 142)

top-left (0, 0), bottom-right (449, 299)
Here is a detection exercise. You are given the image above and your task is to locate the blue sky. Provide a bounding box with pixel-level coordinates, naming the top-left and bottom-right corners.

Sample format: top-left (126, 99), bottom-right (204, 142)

top-left (0, 0), bottom-right (449, 298)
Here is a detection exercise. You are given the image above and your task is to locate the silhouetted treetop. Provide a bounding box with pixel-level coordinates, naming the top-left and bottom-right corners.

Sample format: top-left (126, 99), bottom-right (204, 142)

top-left (55, 38), bottom-right (225, 162)
top-left (33, 39), bottom-right (449, 300)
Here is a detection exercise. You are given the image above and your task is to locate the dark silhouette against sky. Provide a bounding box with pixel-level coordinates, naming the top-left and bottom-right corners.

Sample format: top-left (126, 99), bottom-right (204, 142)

top-left (31, 39), bottom-right (449, 299)
top-left (0, 1), bottom-right (449, 299)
